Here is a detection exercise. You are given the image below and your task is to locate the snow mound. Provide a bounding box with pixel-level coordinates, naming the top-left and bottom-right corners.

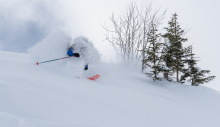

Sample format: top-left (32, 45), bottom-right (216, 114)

top-left (1, 51), bottom-right (220, 127)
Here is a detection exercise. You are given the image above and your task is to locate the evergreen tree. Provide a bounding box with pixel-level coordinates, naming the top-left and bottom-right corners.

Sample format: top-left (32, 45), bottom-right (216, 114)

top-left (161, 39), bottom-right (173, 81)
top-left (162, 13), bottom-right (188, 82)
top-left (180, 45), bottom-right (196, 83)
top-left (191, 70), bottom-right (216, 86)
top-left (143, 23), bottom-right (163, 81)
top-left (180, 46), bottom-right (215, 86)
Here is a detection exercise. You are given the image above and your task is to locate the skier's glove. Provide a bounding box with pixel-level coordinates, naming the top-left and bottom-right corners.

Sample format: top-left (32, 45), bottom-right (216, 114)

top-left (73, 53), bottom-right (80, 57)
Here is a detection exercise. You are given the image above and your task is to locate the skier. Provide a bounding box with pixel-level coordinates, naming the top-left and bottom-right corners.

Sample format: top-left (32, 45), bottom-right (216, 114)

top-left (67, 37), bottom-right (89, 70)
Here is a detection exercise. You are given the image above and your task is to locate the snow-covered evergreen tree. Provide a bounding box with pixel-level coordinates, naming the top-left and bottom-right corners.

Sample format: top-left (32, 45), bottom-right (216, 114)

top-left (162, 13), bottom-right (188, 82)
top-left (143, 23), bottom-right (163, 81)
top-left (161, 39), bottom-right (173, 81)
top-left (180, 46), bottom-right (215, 86)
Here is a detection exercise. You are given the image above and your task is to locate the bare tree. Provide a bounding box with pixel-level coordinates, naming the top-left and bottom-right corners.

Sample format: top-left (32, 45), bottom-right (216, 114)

top-left (103, 2), bottom-right (142, 64)
top-left (103, 1), bottom-right (166, 71)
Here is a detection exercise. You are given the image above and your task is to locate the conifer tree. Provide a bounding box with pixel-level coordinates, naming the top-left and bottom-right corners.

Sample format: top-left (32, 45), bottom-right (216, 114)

top-left (180, 45), bottom-right (196, 83)
top-left (162, 13), bottom-right (188, 82)
top-left (161, 39), bottom-right (173, 81)
top-left (180, 46), bottom-right (216, 86)
top-left (191, 70), bottom-right (216, 86)
top-left (143, 23), bottom-right (163, 81)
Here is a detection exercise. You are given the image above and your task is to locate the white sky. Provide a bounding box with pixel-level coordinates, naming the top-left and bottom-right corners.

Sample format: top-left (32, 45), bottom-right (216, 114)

top-left (0, 0), bottom-right (219, 91)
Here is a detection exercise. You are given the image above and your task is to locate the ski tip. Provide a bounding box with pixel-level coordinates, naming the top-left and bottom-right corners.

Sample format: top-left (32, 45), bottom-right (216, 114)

top-left (87, 74), bottom-right (100, 80)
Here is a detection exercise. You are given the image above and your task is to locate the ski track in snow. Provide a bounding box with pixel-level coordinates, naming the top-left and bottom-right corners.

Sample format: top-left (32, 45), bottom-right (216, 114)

top-left (0, 51), bottom-right (220, 127)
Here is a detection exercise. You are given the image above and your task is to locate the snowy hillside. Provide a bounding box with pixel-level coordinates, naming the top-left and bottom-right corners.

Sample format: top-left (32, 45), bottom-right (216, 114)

top-left (0, 50), bottom-right (220, 127)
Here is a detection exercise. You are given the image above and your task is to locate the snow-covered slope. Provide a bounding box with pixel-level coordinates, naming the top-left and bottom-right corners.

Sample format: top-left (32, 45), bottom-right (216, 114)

top-left (0, 51), bottom-right (220, 127)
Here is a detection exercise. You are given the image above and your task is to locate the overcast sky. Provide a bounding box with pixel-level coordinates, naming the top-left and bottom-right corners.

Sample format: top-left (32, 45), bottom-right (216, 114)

top-left (0, 0), bottom-right (220, 91)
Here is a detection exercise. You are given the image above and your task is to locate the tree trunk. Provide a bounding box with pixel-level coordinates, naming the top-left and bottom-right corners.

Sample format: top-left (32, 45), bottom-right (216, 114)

top-left (177, 69), bottom-right (179, 82)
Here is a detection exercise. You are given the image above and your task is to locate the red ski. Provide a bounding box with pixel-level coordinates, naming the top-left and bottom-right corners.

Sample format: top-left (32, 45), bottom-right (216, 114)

top-left (87, 74), bottom-right (100, 80)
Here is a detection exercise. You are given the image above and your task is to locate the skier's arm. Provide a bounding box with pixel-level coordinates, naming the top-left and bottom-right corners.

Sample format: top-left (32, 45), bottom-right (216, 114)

top-left (67, 47), bottom-right (80, 57)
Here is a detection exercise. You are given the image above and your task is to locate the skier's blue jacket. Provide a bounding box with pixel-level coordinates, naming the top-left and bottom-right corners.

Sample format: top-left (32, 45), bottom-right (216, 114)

top-left (67, 47), bottom-right (74, 56)
top-left (67, 47), bottom-right (88, 69)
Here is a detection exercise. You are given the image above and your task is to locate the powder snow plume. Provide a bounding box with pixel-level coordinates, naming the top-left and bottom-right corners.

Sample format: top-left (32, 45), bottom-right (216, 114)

top-left (28, 31), bottom-right (103, 77)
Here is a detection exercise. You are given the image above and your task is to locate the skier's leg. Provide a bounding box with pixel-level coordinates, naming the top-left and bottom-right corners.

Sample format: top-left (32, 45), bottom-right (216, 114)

top-left (84, 64), bottom-right (88, 70)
